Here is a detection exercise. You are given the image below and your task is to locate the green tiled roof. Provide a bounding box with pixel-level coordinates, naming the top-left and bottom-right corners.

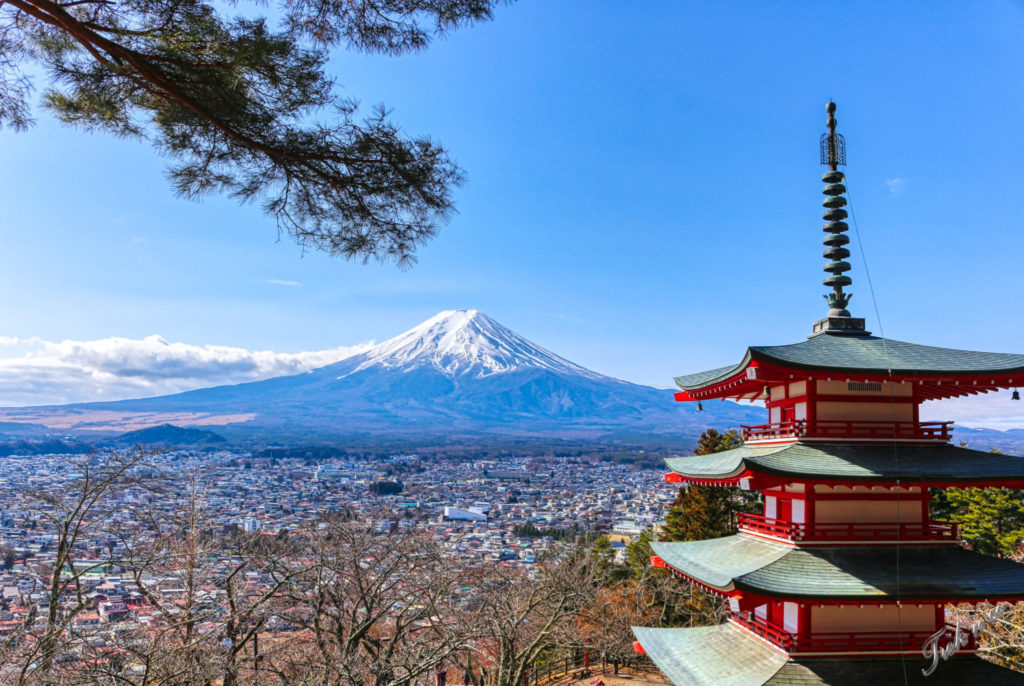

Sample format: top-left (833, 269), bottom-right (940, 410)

top-left (633, 625), bottom-right (1023, 685)
top-left (664, 443), bottom-right (1024, 483)
top-left (672, 364), bottom-right (738, 389)
top-left (650, 538), bottom-right (788, 588)
top-left (632, 624), bottom-right (787, 686)
top-left (675, 335), bottom-right (1024, 390)
top-left (655, 535), bottom-right (1024, 600)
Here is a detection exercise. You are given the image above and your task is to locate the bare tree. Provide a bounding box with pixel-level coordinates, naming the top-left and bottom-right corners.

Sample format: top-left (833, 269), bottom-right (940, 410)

top-left (0, 450), bottom-right (153, 685)
top-left (262, 516), bottom-right (467, 686)
top-left (94, 477), bottom-right (297, 686)
top-left (466, 551), bottom-right (596, 686)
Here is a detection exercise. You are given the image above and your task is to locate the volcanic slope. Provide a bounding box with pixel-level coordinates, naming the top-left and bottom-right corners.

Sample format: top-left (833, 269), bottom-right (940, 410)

top-left (3, 310), bottom-right (764, 440)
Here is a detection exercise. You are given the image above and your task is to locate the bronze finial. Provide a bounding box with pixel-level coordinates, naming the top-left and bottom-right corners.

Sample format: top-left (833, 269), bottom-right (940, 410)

top-left (812, 101), bottom-right (867, 336)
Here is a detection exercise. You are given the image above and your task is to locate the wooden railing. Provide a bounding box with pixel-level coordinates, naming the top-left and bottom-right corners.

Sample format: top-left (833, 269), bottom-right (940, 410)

top-left (729, 614), bottom-right (973, 654)
top-left (794, 626), bottom-right (972, 653)
top-left (740, 420), bottom-right (953, 442)
top-left (736, 513), bottom-right (959, 542)
top-left (729, 612), bottom-right (794, 650)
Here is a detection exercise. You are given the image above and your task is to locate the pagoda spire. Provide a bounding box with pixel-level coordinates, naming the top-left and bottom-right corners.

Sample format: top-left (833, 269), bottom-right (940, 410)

top-left (813, 101), bottom-right (867, 336)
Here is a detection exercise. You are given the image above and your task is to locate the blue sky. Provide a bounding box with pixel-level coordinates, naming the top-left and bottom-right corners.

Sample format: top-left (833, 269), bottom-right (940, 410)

top-left (1, 2), bottom-right (1024, 424)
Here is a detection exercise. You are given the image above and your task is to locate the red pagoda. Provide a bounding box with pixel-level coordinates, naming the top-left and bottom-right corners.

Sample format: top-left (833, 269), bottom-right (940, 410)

top-left (632, 102), bottom-right (1024, 684)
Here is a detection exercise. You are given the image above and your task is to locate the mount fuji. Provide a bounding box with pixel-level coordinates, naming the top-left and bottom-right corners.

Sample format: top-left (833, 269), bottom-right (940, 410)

top-left (0, 310), bottom-right (765, 443)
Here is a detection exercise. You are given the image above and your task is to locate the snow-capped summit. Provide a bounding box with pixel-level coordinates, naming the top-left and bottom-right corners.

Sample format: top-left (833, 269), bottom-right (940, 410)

top-left (12, 309), bottom-right (766, 441)
top-left (344, 309), bottom-right (603, 379)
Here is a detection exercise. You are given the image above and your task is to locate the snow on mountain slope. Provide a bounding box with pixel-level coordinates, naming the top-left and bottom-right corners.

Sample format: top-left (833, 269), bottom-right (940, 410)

top-left (343, 309), bottom-right (604, 380)
top-left (0, 309), bottom-right (767, 440)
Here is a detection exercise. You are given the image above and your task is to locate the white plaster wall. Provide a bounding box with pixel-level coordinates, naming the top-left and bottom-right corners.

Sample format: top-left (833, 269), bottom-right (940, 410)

top-left (783, 602), bottom-right (799, 633)
top-left (792, 500), bottom-right (806, 524)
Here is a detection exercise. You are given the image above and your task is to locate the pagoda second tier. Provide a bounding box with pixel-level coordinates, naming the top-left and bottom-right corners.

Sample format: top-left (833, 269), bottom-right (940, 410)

top-left (650, 536), bottom-right (1024, 602)
top-left (663, 442), bottom-right (1024, 489)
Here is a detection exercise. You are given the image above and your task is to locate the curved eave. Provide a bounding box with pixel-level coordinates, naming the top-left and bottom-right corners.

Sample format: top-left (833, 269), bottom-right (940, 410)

top-left (674, 337), bottom-right (1024, 401)
top-left (654, 535), bottom-right (1024, 602)
top-left (632, 624), bottom-right (788, 686)
top-left (664, 443), bottom-right (1024, 487)
top-left (674, 356), bottom-right (754, 393)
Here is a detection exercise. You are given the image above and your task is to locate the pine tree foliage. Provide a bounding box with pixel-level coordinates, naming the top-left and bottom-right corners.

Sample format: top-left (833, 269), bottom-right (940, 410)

top-left (931, 450), bottom-right (1024, 557)
top-left (662, 484), bottom-right (733, 542)
top-left (660, 428), bottom-right (758, 542)
top-left (0, 1), bottom-right (501, 264)
top-left (693, 428), bottom-right (743, 456)
top-left (625, 529), bottom-right (655, 578)
top-left (934, 486), bottom-right (1024, 557)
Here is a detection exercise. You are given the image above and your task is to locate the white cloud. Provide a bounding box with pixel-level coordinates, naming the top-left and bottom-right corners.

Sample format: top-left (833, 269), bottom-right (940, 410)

top-left (266, 279), bottom-right (303, 287)
top-left (920, 390), bottom-right (1024, 431)
top-left (0, 335), bottom-right (373, 407)
top-left (885, 178), bottom-right (906, 196)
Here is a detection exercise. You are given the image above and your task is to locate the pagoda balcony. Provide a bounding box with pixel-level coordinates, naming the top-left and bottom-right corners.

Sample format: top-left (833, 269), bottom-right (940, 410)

top-left (740, 419), bottom-right (954, 444)
top-left (736, 513), bottom-right (960, 543)
top-left (729, 613), bottom-right (974, 655)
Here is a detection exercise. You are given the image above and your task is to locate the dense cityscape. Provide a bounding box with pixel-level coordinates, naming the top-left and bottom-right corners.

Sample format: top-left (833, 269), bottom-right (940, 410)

top-left (0, 445), bottom-right (676, 684)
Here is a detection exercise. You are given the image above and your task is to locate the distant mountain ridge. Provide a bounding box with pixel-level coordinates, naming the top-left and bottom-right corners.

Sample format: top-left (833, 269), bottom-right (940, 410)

top-left (0, 310), bottom-right (766, 444)
top-left (5, 310), bottom-right (1018, 451)
top-left (103, 423), bottom-right (226, 447)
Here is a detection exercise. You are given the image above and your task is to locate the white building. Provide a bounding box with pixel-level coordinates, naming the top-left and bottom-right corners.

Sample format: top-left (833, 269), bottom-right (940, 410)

top-left (443, 507), bottom-right (487, 522)
top-left (242, 517), bottom-right (262, 533)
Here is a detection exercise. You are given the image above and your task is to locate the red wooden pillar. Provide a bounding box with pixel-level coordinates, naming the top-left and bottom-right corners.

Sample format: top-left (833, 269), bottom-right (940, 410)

top-left (799, 603), bottom-right (812, 645)
top-left (806, 379), bottom-right (817, 433)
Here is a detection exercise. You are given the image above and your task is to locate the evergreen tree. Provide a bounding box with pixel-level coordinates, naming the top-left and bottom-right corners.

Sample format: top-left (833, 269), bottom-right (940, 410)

top-left (0, 1), bottom-right (500, 264)
top-left (932, 450), bottom-right (1024, 557)
top-left (625, 529), bottom-right (655, 578)
top-left (662, 485), bottom-right (734, 542)
top-left (660, 428), bottom-right (757, 542)
top-left (941, 487), bottom-right (1024, 557)
top-left (694, 428), bottom-right (743, 455)
top-left (590, 536), bottom-right (630, 585)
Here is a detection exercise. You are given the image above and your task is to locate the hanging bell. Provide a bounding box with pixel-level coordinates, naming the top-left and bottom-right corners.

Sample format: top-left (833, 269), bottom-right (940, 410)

top-left (1013, 389), bottom-right (1020, 401)
top-left (697, 402), bottom-right (704, 412)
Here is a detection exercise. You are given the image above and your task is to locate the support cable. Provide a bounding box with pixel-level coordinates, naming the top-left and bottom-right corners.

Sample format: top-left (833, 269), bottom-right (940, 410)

top-left (844, 179), bottom-right (911, 685)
